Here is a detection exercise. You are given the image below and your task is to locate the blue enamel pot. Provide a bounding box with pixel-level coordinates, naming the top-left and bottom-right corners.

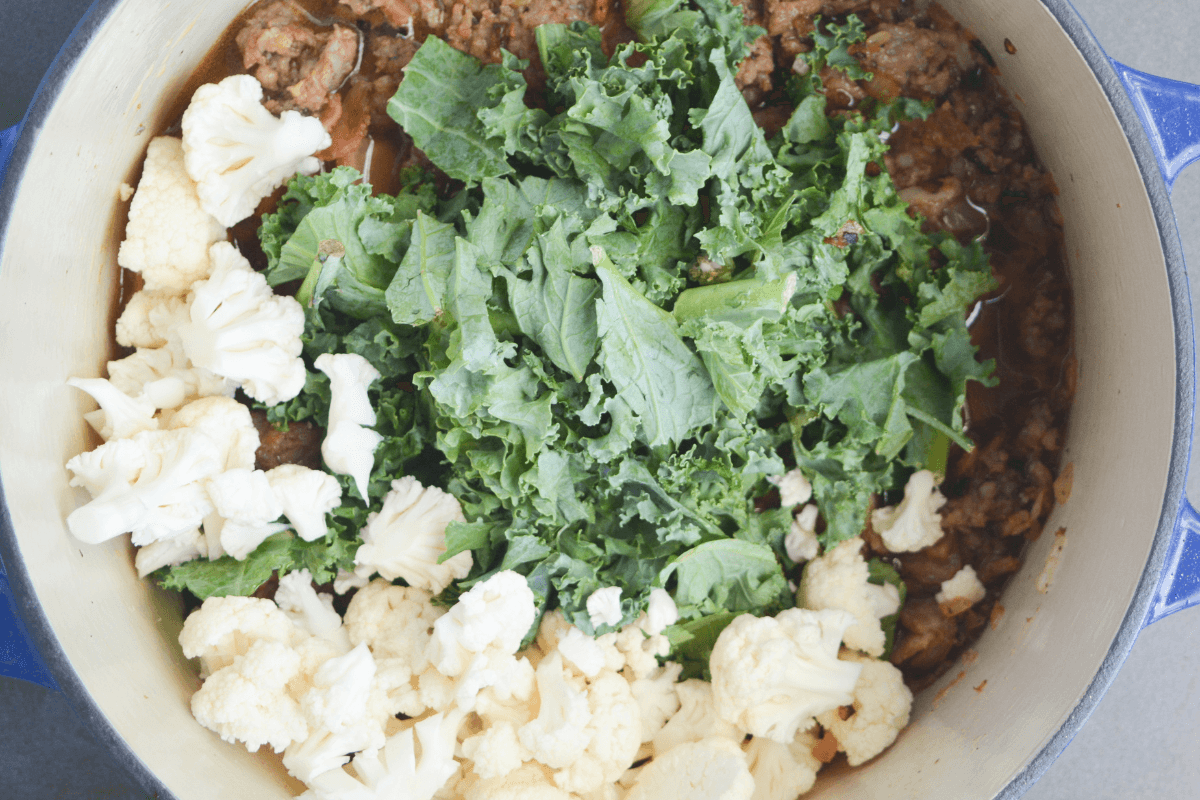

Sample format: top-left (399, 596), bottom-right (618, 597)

top-left (1, 0), bottom-right (1198, 797)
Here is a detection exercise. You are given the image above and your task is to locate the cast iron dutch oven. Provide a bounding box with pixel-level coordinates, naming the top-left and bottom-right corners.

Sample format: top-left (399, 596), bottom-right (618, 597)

top-left (2, 0), bottom-right (1199, 797)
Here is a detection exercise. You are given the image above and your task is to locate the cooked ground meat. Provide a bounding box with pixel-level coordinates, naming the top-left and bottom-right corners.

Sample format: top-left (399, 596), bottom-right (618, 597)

top-left (236, 1), bottom-right (360, 113)
top-left (251, 410), bottom-right (325, 471)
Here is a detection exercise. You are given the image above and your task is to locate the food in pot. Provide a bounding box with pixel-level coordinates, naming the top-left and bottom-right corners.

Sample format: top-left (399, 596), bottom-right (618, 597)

top-left (62, 0), bottom-right (1072, 795)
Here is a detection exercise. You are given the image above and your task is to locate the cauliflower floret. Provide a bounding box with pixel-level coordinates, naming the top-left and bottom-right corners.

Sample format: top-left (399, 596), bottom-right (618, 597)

top-left (628, 662), bottom-right (683, 743)
top-left (67, 377), bottom-right (159, 441)
top-left (461, 720), bottom-right (529, 781)
top-left (709, 609), bottom-right (863, 744)
top-left (353, 476), bottom-right (472, 593)
top-left (106, 340), bottom-right (236, 411)
top-left (266, 464), bottom-right (343, 542)
top-left (134, 526), bottom-right (207, 577)
top-left (814, 652), bottom-right (912, 766)
top-left (555, 669), bottom-right (643, 795)
top-left (797, 537), bottom-right (901, 658)
top-left (190, 639), bottom-right (309, 754)
top-left (180, 594), bottom-right (304, 676)
top-left (117, 136), bottom-right (225, 291)
top-left (314, 353), bottom-right (384, 500)
top-left (115, 288), bottom-right (191, 350)
top-left (276, 569), bottom-right (352, 652)
top-left (936, 564), bottom-right (987, 616)
top-left (784, 504), bottom-right (820, 563)
top-left (302, 711), bottom-right (463, 800)
top-left (181, 74), bottom-right (331, 227)
top-left (429, 571), bottom-right (536, 674)
top-left (537, 611), bottom-right (625, 676)
top-left (644, 589), bottom-right (680, 635)
top-left (65, 427), bottom-right (222, 546)
top-left (425, 570), bottom-right (537, 711)
top-left (615, 619), bottom-right (672, 681)
top-left (518, 653), bottom-right (642, 795)
top-left (651, 679), bottom-right (742, 756)
top-left (205, 467), bottom-right (288, 560)
top-left (284, 643), bottom-right (386, 784)
top-left (769, 468), bottom-right (812, 508)
top-left (870, 470), bottom-right (947, 552)
top-left (459, 761), bottom-right (577, 800)
top-left (587, 586), bottom-right (625, 630)
top-left (177, 242), bottom-right (306, 406)
top-left (163, 395), bottom-right (260, 471)
top-left (344, 580), bottom-right (446, 717)
top-left (742, 731), bottom-right (823, 800)
top-left (625, 738), bottom-right (754, 800)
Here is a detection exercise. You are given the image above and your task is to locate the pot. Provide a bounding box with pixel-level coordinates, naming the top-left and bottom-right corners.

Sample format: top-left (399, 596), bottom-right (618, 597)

top-left (1, 0), bottom-right (1198, 797)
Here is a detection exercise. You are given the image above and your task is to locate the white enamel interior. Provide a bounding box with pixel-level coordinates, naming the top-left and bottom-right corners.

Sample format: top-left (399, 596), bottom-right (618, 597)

top-left (0, 0), bottom-right (1178, 798)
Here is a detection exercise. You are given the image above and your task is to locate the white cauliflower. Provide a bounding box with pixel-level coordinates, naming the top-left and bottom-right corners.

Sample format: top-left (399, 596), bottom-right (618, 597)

top-left (179, 594), bottom-right (302, 676)
top-left (106, 339), bottom-right (236, 411)
top-left (134, 526), bottom-right (207, 577)
top-left (190, 639), bottom-right (309, 753)
top-left (709, 609), bottom-right (863, 744)
top-left (276, 569), bottom-right (352, 652)
top-left (181, 74), bottom-right (331, 227)
top-left (644, 589), bottom-right (680, 635)
top-left (353, 476), bottom-right (472, 593)
top-left (205, 468), bottom-right (288, 560)
top-left (284, 643), bottom-right (385, 784)
top-left (651, 679), bottom-right (742, 757)
top-left (266, 464), bottom-right (343, 542)
top-left (461, 720), bottom-right (529, 781)
top-left (428, 571), bottom-right (536, 676)
top-left (67, 377), bottom-right (158, 442)
top-left (628, 661), bottom-right (683, 743)
top-left (557, 669), bottom-right (643, 795)
top-left (65, 427), bottom-right (222, 546)
top-left (114, 288), bottom-right (190, 349)
top-left (797, 537), bottom-right (901, 657)
top-left (117, 136), bottom-right (225, 291)
top-left (343, 580), bottom-right (445, 717)
top-left (625, 737), bottom-right (754, 800)
top-left (784, 504), bottom-right (820, 563)
top-left (536, 611), bottom-right (625, 677)
top-left (518, 653), bottom-right (642, 795)
top-left (302, 711), bottom-right (463, 800)
top-left (587, 586), bottom-right (625, 630)
top-left (814, 652), bottom-right (912, 766)
top-left (424, 571), bottom-right (537, 712)
top-left (314, 353), bottom-right (384, 500)
top-left (870, 469), bottom-right (947, 552)
top-left (936, 565), bottom-right (987, 616)
top-left (459, 761), bottom-right (577, 800)
top-left (742, 731), bottom-right (823, 800)
top-left (163, 395), bottom-right (260, 471)
top-left (177, 242), bottom-right (306, 405)
top-left (769, 468), bottom-right (812, 508)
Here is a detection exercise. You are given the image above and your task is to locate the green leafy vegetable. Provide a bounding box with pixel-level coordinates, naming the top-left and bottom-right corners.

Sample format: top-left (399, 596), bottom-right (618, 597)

top-left (166, 0), bottom-right (999, 673)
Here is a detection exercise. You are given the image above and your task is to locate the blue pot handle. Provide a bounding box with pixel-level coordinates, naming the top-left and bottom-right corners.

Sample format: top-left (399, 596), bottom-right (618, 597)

top-left (1112, 61), bottom-right (1200, 192)
top-left (0, 123), bottom-right (57, 689)
top-left (1111, 60), bottom-right (1200, 626)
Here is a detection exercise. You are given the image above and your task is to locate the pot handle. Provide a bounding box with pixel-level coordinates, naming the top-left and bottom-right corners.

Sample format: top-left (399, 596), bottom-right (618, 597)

top-left (1145, 500), bottom-right (1200, 626)
top-left (1111, 60), bottom-right (1200, 192)
top-left (0, 124), bottom-right (56, 689)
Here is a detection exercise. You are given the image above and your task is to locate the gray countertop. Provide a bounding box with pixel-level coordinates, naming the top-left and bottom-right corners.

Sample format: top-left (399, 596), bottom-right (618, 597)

top-left (1, 1), bottom-right (1198, 798)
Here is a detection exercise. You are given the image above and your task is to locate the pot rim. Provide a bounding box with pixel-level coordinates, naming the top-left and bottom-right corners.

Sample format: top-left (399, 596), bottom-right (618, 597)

top-left (994, 1), bottom-right (1194, 790)
top-left (0, 1), bottom-right (1191, 798)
